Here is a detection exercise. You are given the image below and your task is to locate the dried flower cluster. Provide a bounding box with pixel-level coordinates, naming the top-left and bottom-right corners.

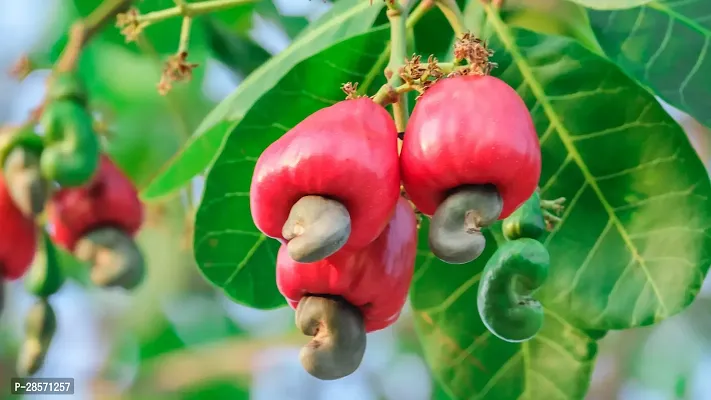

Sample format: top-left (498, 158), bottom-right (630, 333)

top-left (157, 51), bottom-right (199, 96)
top-left (453, 33), bottom-right (497, 76)
top-left (115, 8), bottom-right (143, 43)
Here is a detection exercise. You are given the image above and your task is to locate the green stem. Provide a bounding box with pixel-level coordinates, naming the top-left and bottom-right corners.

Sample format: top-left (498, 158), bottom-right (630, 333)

top-left (434, 0), bottom-right (467, 37)
top-left (360, 0), bottom-right (434, 95)
top-left (373, 0), bottom-right (410, 129)
top-left (138, 0), bottom-right (256, 24)
top-left (178, 16), bottom-right (192, 53)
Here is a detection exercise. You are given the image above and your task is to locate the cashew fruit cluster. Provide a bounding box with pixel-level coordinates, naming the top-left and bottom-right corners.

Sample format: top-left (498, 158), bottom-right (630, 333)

top-left (251, 98), bottom-right (414, 380)
top-left (0, 72), bottom-right (102, 284)
top-left (249, 71), bottom-right (546, 379)
top-left (49, 155), bottom-right (146, 290)
top-left (0, 71), bottom-right (147, 376)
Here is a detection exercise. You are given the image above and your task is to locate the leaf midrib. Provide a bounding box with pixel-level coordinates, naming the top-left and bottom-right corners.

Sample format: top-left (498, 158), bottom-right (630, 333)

top-left (485, 8), bottom-right (669, 318)
top-left (648, 1), bottom-right (711, 37)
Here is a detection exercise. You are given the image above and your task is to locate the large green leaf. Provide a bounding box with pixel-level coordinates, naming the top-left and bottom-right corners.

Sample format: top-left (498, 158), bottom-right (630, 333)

top-left (588, 0), bottom-right (711, 129)
top-left (140, 0), bottom-right (385, 200)
top-left (565, 0), bottom-right (654, 9)
top-left (410, 3), bottom-right (711, 399)
top-left (498, 0), bottom-right (598, 49)
top-left (483, 3), bottom-right (711, 332)
top-left (193, 27), bottom-right (391, 309)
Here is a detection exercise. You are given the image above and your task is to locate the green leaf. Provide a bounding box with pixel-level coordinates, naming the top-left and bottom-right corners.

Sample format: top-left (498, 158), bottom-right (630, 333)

top-left (565, 0), bottom-right (654, 9)
top-left (482, 4), bottom-right (711, 331)
top-left (140, 0), bottom-right (385, 200)
top-left (588, 1), bottom-right (711, 129)
top-left (193, 27), bottom-right (391, 309)
top-left (411, 221), bottom-right (598, 400)
top-left (498, 0), bottom-right (598, 48)
top-left (410, 3), bottom-right (711, 398)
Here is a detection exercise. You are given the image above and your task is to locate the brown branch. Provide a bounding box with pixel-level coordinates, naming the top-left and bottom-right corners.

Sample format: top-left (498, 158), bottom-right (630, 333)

top-left (56, 0), bottom-right (136, 73)
top-left (21, 0), bottom-right (135, 129)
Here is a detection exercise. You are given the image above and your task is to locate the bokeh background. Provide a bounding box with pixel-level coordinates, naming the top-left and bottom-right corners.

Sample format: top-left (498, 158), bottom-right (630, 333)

top-left (1, 0), bottom-right (711, 399)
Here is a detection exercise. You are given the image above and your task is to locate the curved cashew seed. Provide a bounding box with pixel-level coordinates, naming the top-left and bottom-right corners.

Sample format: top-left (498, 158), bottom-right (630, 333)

top-left (282, 196), bottom-right (351, 263)
top-left (3, 147), bottom-right (49, 218)
top-left (73, 226), bottom-right (145, 290)
top-left (429, 184), bottom-right (503, 264)
top-left (295, 295), bottom-right (366, 380)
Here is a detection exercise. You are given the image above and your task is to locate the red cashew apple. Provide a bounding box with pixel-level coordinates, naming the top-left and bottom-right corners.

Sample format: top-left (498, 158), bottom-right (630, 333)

top-left (276, 197), bottom-right (418, 380)
top-left (401, 75), bottom-right (541, 264)
top-left (0, 172), bottom-right (37, 280)
top-left (250, 98), bottom-right (400, 263)
top-left (49, 155), bottom-right (145, 289)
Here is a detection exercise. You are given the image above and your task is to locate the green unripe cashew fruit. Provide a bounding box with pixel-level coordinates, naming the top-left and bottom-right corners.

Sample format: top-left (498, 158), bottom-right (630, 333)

top-left (25, 231), bottom-right (65, 298)
top-left (17, 298), bottom-right (57, 376)
top-left (477, 238), bottom-right (550, 343)
top-left (73, 226), bottom-right (145, 290)
top-left (296, 295), bottom-right (366, 381)
top-left (502, 190), bottom-right (546, 241)
top-left (282, 196), bottom-right (351, 263)
top-left (39, 72), bottom-right (99, 189)
top-left (40, 100), bottom-right (100, 188)
top-left (0, 130), bottom-right (48, 218)
top-left (429, 185), bottom-right (503, 264)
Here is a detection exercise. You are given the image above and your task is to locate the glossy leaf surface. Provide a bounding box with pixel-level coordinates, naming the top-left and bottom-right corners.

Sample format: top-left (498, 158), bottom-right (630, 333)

top-left (589, 0), bottom-right (711, 128)
top-left (409, 2), bottom-right (711, 399)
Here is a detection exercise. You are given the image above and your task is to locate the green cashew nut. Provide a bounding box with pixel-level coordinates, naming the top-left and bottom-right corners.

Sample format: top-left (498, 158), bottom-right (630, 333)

top-left (17, 298), bottom-right (57, 376)
top-left (39, 100), bottom-right (100, 188)
top-left (477, 238), bottom-right (550, 343)
top-left (502, 190), bottom-right (546, 241)
top-left (429, 184), bottom-right (503, 264)
top-left (73, 226), bottom-right (145, 290)
top-left (0, 131), bottom-right (48, 218)
top-left (282, 196), bottom-right (351, 263)
top-left (296, 295), bottom-right (366, 380)
top-left (25, 231), bottom-right (65, 298)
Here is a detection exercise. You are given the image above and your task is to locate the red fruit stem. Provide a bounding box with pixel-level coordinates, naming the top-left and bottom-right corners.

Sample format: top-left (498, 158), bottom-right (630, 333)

top-left (434, 0), bottom-right (467, 38)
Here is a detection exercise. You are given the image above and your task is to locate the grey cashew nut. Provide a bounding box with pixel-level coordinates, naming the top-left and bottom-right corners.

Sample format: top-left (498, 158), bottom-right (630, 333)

top-left (429, 184), bottom-right (503, 264)
top-left (73, 226), bottom-right (145, 290)
top-left (3, 146), bottom-right (50, 218)
top-left (282, 196), bottom-right (351, 263)
top-left (296, 295), bottom-right (366, 381)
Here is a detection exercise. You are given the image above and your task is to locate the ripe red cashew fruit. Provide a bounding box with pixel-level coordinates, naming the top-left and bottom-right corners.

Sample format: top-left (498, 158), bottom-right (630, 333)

top-left (0, 172), bottom-right (37, 280)
top-left (400, 75), bottom-right (541, 264)
top-left (49, 155), bottom-right (145, 289)
top-left (250, 98), bottom-right (400, 263)
top-left (276, 197), bottom-right (417, 380)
